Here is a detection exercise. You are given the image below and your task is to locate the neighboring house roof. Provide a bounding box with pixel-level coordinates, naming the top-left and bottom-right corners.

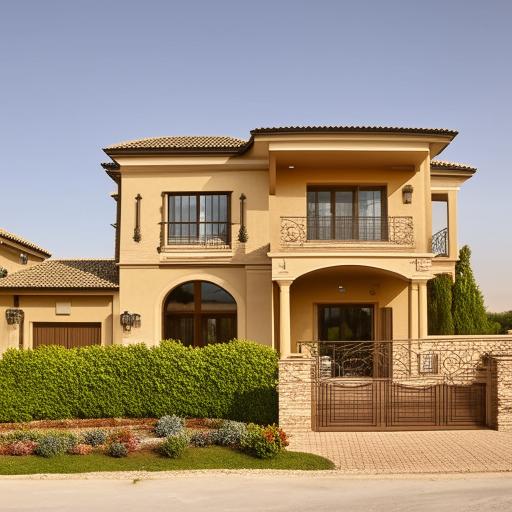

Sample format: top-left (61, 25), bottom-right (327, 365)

top-left (103, 126), bottom-right (458, 157)
top-left (431, 159), bottom-right (477, 173)
top-left (0, 259), bottom-right (118, 290)
top-left (0, 228), bottom-right (51, 257)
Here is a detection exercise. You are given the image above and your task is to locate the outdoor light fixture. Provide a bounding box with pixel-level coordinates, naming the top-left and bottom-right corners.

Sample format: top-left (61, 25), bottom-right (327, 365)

top-left (19, 253), bottom-right (28, 265)
top-left (5, 308), bottom-right (24, 325)
top-left (288, 165), bottom-right (295, 169)
top-left (131, 313), bottom-right (141, 328)
top-left (402, 185), bottom-right (414, 204)
top-left (338, 283), bottom-right (346, 294)
top-left (238, 193), bottom-right (248, 243)
top-left (120, 311), bottom-right (141, 331)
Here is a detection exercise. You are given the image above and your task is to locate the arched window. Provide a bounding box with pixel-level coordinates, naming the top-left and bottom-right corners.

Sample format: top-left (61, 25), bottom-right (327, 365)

top-left (163, 280), bottom-right (237, 346)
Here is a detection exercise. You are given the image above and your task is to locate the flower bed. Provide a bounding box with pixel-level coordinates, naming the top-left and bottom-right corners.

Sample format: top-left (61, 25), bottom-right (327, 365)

top-left (0, 416), bottom-right (289, 461)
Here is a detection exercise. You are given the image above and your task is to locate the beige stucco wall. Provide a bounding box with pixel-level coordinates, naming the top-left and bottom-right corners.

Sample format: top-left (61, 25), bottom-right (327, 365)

top-left (118, 166), bottom-right (270, 266)
top-left (0, 243), bottom-right (46, 275)
top-left (118, 265), bottom-right (273, 346)
top-left (0, 293), bottom-right (115, 354)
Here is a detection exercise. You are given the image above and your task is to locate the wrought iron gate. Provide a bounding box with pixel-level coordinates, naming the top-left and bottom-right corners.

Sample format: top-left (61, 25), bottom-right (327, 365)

top-left (300, 340), bottom-right (491, 431)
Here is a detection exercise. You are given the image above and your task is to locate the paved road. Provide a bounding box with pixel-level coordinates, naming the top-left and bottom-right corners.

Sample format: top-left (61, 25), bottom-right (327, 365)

top-left (1, 472), bottom-right (512, 512)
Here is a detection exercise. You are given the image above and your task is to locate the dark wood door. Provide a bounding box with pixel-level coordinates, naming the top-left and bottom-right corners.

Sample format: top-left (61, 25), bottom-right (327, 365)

top-left (33, 322), bottom-right (101, 349)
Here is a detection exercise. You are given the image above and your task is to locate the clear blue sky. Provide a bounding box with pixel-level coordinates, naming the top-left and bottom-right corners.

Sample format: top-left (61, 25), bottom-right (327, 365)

top-left (1, 0), bottom-right (510, 310)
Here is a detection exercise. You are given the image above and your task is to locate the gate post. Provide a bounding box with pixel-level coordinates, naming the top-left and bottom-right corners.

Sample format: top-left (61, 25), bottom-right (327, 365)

top-left (278, 356), bottom-right (316, 432)
top-left (492, 355), bottom-right (512, 431)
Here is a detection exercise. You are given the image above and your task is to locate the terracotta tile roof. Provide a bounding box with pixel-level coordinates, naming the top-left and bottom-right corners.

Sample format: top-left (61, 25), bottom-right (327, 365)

top-left (0, 228), bottom-right (51, 257)
top-left (250, 125), bottom-right (458, 137)
top-left (105, 135), bottom-right (248, 153)
top-left (431, 160), bottom-right (477, 172)
top-left (0, 259), bottom-right (118, 289)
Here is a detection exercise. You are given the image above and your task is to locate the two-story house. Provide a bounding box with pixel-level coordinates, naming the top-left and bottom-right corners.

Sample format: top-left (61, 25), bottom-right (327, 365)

top-left (0, 126), bottom-right (475, 354)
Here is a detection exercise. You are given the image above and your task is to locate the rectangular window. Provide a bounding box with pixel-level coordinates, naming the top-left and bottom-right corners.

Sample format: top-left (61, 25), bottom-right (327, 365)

top-left (307, 186), bottom-right (386, 241)
top-left (167, 193), bottom-right (230, 246)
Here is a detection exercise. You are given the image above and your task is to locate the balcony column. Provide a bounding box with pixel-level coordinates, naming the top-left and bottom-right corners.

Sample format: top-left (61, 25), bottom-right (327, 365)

top-left (408, 280), bottom-right (419, 339)
top-left (418, 280), bottom-right (428, 338)
top-left (277, 280), bottom-right (293, 358)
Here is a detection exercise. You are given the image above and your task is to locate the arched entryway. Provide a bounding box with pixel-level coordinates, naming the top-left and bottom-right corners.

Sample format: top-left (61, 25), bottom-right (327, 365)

top-left (163, 280), bottom-right (237, 346)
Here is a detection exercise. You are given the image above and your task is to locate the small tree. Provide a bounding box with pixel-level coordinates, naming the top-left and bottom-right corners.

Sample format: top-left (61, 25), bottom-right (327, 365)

top-left (428, 274), bottom-right (454, 335)
top-left (452, 245), bottom-right (491, 334)
top-left (487, 311), bottom-right (512, 334)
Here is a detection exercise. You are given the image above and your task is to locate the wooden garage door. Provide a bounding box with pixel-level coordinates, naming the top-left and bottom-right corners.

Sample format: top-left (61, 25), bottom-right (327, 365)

top-left (33, 323), bottom-right (101, 349)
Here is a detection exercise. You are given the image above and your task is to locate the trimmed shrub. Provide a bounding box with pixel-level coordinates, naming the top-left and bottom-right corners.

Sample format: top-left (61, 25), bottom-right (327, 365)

top-left (240, 424), bottom-right (288, 459)
top-left (4, 440), bottom-right (37, 456)
top-left (159, 433), bottom-right (189, 459)
top-left (69, 443), bottom-right (93, 455)
top-left (428, 274), bottom-right (454, 335)
top-left (155, 415), bottom-right (184, 438)
top-left (35, 433), bottom-right (77, 458)
top-left (189, 430), bottom-right (214, 448)
top-left (107, 429), bottom-right (139, 452)
top-left (107, 442), bottom-right (128, 458)
top-left (0, 340), bottom-right (278, 424)
top-left (82, 429), bottom-right (108, 447)
top-left (452, 245), bottom-right (493, 334)
top-left (0, 430), bottom-right (42, 443)
top-left (212, 420), bottom-right (247, 447)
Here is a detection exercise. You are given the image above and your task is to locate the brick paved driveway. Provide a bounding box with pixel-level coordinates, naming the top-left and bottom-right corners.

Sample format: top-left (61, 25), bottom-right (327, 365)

top-left (289, 430), bottom-right (512, 473)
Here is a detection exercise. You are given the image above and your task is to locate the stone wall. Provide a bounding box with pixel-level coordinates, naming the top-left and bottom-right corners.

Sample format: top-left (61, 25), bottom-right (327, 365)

top-left (494, 355), bottom-right (512, 432)
top-left (278, 356), bottom-right (315, 432)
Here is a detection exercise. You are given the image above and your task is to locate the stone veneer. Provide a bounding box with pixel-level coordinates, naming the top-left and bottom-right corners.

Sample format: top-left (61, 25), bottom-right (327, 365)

top-left (493, 355), bottom-right (512, 432)
top-left (278, 356), bottom-right (315, 432)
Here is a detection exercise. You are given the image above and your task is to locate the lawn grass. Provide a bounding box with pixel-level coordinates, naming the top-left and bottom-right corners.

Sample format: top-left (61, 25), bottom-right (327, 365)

top-left (0, 447), bottom-right (334, 475)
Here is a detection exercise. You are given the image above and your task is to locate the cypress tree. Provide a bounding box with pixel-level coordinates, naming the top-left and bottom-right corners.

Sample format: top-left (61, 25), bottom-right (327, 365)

top-left (427, 274), bottom-right (454, 335)
top-left (452, 245), bottom-right (491, 334)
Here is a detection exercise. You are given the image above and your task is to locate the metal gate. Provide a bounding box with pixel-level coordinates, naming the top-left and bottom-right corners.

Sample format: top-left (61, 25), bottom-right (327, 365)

top-left (300, 340), bottom-right (490, 432)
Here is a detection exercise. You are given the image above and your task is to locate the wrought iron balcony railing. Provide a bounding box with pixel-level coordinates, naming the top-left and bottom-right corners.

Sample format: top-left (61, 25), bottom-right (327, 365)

top-left (431, 227), bottom-right (448, 257)
top-left (280, 216), bottom-right (414, 246)
top-left (160, 221), bottom-right (231, 248)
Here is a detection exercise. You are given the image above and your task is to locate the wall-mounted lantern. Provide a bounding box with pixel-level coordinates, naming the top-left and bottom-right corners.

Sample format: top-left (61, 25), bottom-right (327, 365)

top-left (131, 313), bottom-right (141, 328)
top-left (6, 308), bottom-right (24, 325)
top-left (133, 194), bottom-right (142, 242)
top-left (19, 253), bottom-right (28, 265)
top-left (120, 311), bottom-right (141, 332)
top-left (338, 283), bottom-right (346, 294)
top-left (238, 193), bottom-right (248, 243)
top-left (402, 185), bottom-right (414, 204)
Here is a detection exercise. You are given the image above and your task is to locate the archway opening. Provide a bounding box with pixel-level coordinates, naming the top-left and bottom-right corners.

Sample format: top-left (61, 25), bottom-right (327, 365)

top-left (163, 280), bottom-right (237, 346)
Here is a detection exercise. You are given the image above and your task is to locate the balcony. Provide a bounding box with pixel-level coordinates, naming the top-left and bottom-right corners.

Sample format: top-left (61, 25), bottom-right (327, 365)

top-left (280, 216), bottom-right (414, 247)
top-left (160, 221), bottom-right (232, 249)
top-left (431, 227), bottom-right (448, 257)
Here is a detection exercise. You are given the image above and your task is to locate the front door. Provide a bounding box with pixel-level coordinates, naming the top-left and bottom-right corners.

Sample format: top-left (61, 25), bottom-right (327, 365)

top-left (318, 304), bottom-right (374, 377)
top-left (318, 304), bottom-right (374, 341)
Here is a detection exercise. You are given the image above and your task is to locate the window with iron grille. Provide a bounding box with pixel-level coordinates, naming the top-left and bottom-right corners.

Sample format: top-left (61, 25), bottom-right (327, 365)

top-left (167, 193), bottom-right (231, 246)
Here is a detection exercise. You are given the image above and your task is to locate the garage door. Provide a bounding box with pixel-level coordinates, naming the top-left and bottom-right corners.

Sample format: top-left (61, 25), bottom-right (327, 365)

top-left (33, 323), bottom-right (101, 349)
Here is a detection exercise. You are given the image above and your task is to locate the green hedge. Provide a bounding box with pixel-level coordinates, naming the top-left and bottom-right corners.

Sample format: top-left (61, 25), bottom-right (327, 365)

top-left (0, 340), bottom-right (278, 424)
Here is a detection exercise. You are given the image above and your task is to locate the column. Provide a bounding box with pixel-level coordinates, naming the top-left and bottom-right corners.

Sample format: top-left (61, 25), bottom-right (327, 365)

top-left (418, 280), bottom-right (428, 339)
top-left (409, 280), bottom-right (419, 339)
top-left (277, 280), bottom-right (292, 358)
